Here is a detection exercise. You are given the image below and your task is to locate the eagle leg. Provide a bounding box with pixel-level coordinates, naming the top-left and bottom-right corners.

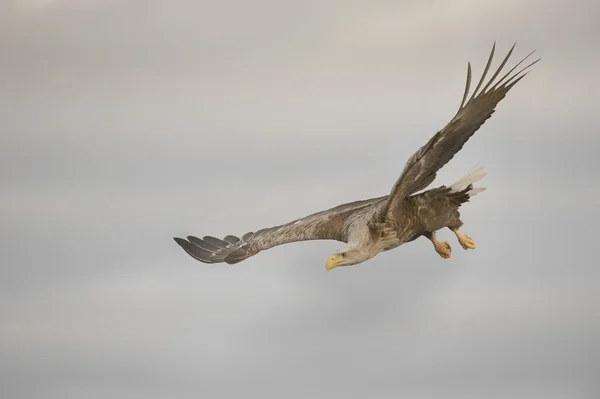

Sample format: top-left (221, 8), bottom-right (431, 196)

top-left (424, 231), bottom-right (452, 259)
top-left (451, 228), bottom-right (476, 250)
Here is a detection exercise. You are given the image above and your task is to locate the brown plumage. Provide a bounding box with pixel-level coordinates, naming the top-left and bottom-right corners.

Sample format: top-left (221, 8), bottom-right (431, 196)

top-left (174, 43), bottom-right (540, 270)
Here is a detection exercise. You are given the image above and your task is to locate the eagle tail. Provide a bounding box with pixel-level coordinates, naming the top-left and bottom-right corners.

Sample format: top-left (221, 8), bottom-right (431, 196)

top-left (449, 167), bottom-right (487, 198)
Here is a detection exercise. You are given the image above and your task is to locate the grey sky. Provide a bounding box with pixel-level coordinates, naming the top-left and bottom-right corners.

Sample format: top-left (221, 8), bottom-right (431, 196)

top-left (1, 0), bottom-right (599, 398)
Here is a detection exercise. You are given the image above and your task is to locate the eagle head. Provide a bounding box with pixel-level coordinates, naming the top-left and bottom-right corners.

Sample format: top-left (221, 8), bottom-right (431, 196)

top-left (325, 247), bottom-right (367, 271)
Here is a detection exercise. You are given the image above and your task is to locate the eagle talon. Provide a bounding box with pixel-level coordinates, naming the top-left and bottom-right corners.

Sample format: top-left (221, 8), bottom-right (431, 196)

top-left (454, 231), bottom-right (476, 250)
top-left (433, 240), bottom-right (452, 259)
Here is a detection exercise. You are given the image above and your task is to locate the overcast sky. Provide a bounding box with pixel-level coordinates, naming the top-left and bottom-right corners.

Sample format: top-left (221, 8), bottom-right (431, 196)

top-left (1, 0), bottom-right (599, 398)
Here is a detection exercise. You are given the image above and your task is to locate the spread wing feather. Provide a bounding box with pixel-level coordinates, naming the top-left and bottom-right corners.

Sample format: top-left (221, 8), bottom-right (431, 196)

top-left (381, 43), bottom-right (540, 220)
top-left (174, 196), bottom-right (387, 264)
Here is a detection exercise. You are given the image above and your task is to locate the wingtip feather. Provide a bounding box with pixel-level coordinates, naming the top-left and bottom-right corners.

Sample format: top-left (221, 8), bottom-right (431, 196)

top-left (457, 62), bottom-right (472, 112)
top-left (468, 42), bottom-right (496, 102)
top-left (174, 237), bottom-right (187, 246)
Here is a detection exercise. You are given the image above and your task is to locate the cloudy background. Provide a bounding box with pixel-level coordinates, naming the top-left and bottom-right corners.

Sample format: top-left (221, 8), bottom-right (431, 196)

top-left (1, 0), bottom-right (599, 398)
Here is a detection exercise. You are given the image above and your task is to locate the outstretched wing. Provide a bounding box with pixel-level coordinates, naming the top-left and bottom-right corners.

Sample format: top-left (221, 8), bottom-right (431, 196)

top-left (174, 196), bottom-right (387, 264)
top-left (381, 43), bottom-right (540, 220)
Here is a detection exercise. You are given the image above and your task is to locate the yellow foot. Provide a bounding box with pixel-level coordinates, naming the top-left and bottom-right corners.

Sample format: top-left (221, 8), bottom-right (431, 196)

top-left (454, 229), bottom-right (476, 250)
top-left (433, 240), bottom-right (451, 259)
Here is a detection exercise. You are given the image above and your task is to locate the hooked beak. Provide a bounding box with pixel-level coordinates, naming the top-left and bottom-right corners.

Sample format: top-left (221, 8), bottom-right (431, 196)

top-left (326, 255), bottom-right (341, 271)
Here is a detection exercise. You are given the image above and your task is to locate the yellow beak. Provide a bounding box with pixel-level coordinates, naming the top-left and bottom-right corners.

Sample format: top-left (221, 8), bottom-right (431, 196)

top-left (326, 255), bottom-right (341, 271)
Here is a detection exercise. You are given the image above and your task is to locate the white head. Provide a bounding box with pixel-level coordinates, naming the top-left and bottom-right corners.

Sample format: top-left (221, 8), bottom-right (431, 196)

top-left (325, 245), bottom-right (373, 271)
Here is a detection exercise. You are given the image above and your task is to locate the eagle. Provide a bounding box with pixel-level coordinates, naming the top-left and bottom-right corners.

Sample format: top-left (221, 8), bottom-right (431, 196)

top-left (174, 43), bottom-right (539, 271)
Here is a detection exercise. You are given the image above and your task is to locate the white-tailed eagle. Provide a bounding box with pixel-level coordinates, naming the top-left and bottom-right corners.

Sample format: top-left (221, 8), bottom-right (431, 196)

top-left (174, 43), bottom-right (539, 270)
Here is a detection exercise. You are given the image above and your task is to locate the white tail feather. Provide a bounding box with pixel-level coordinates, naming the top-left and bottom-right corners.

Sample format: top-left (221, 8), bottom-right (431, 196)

top-left (467, 187), bottom-right (486, 197)
top-left (450, 167), bottom-right (487, 196)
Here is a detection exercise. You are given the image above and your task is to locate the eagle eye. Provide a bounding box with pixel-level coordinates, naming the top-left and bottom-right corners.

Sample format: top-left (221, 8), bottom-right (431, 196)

top-left (341, 252), bottom-right (347, 258)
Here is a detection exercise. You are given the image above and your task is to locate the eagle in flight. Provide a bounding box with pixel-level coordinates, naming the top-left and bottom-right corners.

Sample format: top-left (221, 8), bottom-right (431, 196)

top-left (174, 43), bottom-right (539, 270)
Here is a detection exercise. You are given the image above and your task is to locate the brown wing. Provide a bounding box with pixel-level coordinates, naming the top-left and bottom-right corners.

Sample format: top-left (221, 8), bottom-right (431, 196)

top-left (174, 196), bottom-right (387, 264)
top-left (381, 43), bottom-right (540, 220)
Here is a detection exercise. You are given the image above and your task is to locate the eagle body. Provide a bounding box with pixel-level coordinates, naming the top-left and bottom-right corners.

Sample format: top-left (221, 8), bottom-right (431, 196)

top-left (399, 178), bottom-right (480, 240)
top-left (174, 43), bottom-right (539, 270)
